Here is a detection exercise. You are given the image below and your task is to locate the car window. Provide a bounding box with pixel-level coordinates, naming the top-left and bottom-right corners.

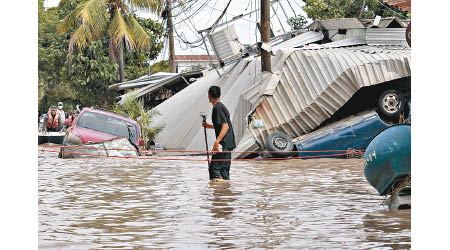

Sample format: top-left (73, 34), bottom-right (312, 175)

top-left (77, 111), bottom-right (138, 142)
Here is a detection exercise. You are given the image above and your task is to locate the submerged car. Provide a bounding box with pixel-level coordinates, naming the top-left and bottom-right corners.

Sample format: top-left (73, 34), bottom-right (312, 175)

top-left (265, 110), bottom-right (394, 158)
top-left (62, 107), bottom-right (144, 153)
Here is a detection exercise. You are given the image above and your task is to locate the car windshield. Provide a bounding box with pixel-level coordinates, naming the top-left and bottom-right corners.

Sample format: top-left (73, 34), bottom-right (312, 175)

top-left (77, 111), bottom-right (138, 142)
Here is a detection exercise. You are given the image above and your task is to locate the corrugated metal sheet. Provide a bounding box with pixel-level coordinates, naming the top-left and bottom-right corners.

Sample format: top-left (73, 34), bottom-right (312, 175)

top-left (109, 72), bottom-right (176, 91)
top-left (151, 57), bottom-right (261, 151)
top-left (320, 37), bottom-right (366, 48)
top-left (116, 71), bottom-right (204, 104)
top-left (362, 17), bottom-right (406, 28)
top-left (366, 28), bottom-right (408, 46)
top-left (246, 45), bottom-right (410, 153)
top-left (272, 31), bottom-right (324, 52)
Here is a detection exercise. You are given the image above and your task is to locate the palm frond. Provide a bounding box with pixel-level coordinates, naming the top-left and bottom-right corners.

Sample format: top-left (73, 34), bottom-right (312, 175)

top-left (127, 0), bottom-right (164, 14)
top-left (58, 0), bottom-right (108, 51)
top-left (57, 5), bottom-right (80, 34)
top-left (77, 0), bottom-right (108, 39)
top-left (109, 8), bottom-right (136, 50)
top-left (125, 14), bottom-right (150, 51)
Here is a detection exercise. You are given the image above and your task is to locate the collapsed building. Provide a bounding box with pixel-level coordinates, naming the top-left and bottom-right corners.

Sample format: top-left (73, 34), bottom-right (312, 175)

top-left (110, 18), bottom-right (411, 158)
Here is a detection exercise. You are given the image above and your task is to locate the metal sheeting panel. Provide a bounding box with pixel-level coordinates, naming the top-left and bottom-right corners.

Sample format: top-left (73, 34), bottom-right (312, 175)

top-left (272, 31), bottom-right (324, 52)
top-left (247, 46), bottom-right (410, 152)
top-left (366, 28), bottom-right (408, 46)
top-left (151, 57), bottom-right (261, 151)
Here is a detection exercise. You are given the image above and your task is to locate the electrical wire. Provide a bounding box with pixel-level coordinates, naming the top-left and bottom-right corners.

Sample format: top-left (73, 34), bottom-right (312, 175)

top-left (286, 0), bottom-right (297, 16)
top-left (173, 0), bottom-right (211, 25)
top-left (204, 4), bottom-right (258, 24)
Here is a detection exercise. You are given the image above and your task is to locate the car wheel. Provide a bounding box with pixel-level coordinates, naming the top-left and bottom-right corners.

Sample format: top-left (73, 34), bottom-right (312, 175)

top-left (378, 89), bottom-right (405, 117)
top-left (266, 132), bottom-right (294, 158)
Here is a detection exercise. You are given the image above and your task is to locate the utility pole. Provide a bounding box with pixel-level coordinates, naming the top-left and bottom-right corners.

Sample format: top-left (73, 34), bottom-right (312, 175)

top-left (166, 0), bottom-right (176, 73)
top-left (260, 0), bottom-right (271, 72)
top-left (359, 0), bottom-right (366, 19)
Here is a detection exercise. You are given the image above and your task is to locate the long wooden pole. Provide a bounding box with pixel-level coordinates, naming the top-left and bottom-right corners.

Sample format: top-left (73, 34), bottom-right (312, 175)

top-left (261, 0), bottom-right (271, 72)
top-left (166, 0), bottom-right (176, 73)
top-left (201, 115), bottom-right (210, 166)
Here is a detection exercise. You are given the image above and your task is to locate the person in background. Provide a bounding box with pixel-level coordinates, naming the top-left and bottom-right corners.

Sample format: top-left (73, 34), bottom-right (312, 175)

top-left (64, 110), bottom-right (79, 128)
top-left (57, 101), bottom-right (66, 123)
top-left (45, 106), bottom-right (63, 132)
top-left (201, 86), bottom-right (236, 181)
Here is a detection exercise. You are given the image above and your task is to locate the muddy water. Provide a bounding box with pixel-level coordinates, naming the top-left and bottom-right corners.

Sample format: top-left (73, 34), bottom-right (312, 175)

top-left (39, 151), bottom-right (410, 249)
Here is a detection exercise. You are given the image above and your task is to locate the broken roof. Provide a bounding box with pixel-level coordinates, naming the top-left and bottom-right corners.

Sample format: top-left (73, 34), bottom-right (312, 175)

top-left (362, 17), bottom-right (406, 28)
top-left (307, 18), bottom-right (364, 30)
top-left (109, 72), bottom-right (177, 91)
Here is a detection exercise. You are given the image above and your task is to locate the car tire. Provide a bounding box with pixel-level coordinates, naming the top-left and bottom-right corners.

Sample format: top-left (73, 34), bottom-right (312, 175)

top-left (266, 132), bottom-right (294, 158)
top-left (378, 89), bottom-right (405, 117)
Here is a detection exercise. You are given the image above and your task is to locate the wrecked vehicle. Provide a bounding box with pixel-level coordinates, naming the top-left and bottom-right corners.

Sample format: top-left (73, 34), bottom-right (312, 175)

top-left (59, 107), bottom-right (144, 158)
top-left (59, 137), bottom-right (139, 159)
top-left (364, 124), bottom-right (411, 209)
top-left (264, 77), bottom-right (411, 158)
top-left (264, 110), bottom-right (389, 158)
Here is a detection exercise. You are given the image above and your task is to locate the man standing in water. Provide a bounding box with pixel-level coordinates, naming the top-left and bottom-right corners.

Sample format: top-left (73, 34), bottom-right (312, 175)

top-left (202, 86), bottom-right (236, 181)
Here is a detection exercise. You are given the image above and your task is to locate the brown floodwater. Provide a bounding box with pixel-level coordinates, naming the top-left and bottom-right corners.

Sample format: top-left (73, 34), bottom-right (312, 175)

top-left (38, 150), bottom-right (410, 249)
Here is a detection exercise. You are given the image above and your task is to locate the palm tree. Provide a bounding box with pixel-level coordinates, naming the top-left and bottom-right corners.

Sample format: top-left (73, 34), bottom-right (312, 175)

top-left (58, 0), bottom-right (163, 82)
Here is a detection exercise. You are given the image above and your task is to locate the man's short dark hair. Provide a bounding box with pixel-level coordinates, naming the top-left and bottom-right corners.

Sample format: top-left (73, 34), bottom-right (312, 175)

top-left (208, 86), bottom-right (221, 99)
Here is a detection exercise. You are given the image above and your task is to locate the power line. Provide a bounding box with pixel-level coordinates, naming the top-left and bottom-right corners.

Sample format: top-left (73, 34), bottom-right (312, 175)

top-left (173, 0), bottom-right (211, 25)
top-left (286, 0), bottom-right (297, 16)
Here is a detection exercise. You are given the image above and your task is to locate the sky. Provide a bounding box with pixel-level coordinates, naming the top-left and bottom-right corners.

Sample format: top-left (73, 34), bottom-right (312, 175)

top-left (44, 0), bottom-right (309, 62)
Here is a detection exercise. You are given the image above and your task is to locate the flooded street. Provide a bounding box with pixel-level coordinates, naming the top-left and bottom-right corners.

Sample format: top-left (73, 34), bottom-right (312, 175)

top-left (39, 150), bottom-right (410, 249)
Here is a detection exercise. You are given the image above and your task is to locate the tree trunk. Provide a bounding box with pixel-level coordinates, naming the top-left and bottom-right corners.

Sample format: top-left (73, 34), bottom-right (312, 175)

top-left (118, 38), bottom-right (125, 82)
top-left (166, 0), bottom-right (176, 73)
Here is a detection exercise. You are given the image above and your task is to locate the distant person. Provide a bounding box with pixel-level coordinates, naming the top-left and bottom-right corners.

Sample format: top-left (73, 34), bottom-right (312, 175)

top-left (201, 86), bottom-right (236, 181)
top-left (64, 110), bottom-right (78, 128)
top-left (57, 102), bottom-right (66, 123)
top-left (45, 106), bottom-right (63, 132)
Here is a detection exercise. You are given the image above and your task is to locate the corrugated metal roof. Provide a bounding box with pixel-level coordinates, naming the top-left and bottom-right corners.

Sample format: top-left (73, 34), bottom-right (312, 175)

top-left (272, 31), bottom-right (324, 52)
top-left (109, 72), bottom-right (177, 91)
top-left (362, 17), bottom-right (406, 28)
top-left (366, 28), bottom-right (408, 46)
top-left (317, 37), bottom-right (366, 48)
top-left (151, 58), bottom-right (260, 151)
top-left (246, 45), bottom-right (410, 153)
top-left (308, 18), bottom-right (364, 30)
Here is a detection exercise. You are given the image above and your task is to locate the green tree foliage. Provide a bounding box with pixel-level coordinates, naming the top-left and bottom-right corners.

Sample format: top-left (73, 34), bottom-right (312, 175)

top-left (68, 40), bottom-right (119, 107)
top-left (149, 60), bottom-right (170, 74)
top-left (38, 0), bottom-right (76, 113)
top-left (38, 0), bottom-right (165, 112)
top-left (57, 0), bottom-right (161, 83)
top-left (124, 17), bottom-right (165, 80)
top-left (112, 94), bottom-right (164, 148)
top-left (288, 14), bottom-right (308, 30)
top-left (302, 0), bottom-right (409, 20)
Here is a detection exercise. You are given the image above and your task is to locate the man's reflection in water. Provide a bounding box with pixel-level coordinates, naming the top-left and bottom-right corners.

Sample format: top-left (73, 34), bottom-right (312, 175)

top-left (209, 181), bottom-right (237, 219)
top-left (207, 181), bottom-right (240, 249)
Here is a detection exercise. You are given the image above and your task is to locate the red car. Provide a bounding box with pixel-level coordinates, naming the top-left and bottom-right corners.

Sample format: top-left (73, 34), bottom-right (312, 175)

top-left (63, 107), bottom-right (144, 151)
